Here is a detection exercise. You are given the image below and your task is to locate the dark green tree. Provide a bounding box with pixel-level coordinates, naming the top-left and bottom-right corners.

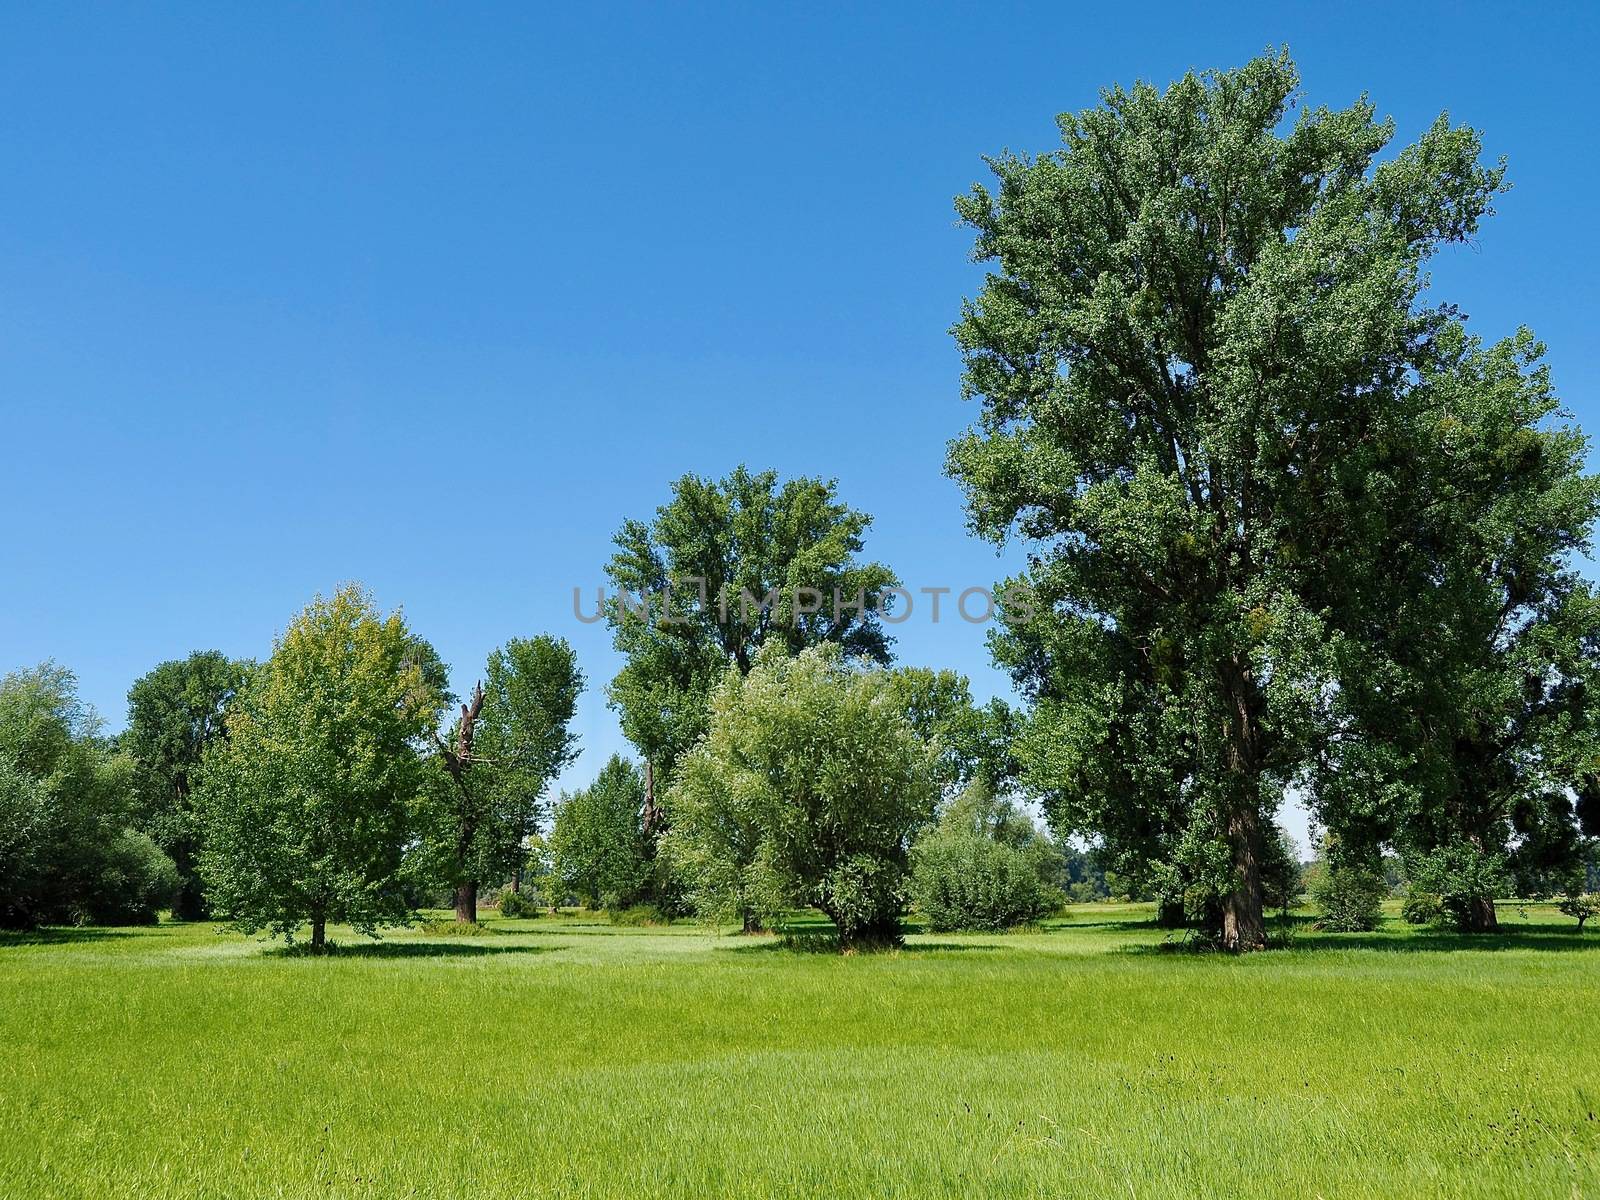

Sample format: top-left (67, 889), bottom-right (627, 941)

top-left (1, 664), bottom-right (176, 928)
top-left (549, 754), bottom-right (651, 910)
top-left (605, 465), bottom-right (899, 821)
top-left (123, 651), bottom-right (251, 919)
top-left (1308, 328), bottom-right (1599, 931)
top-left (947, 52), bottom-right (1507, 949)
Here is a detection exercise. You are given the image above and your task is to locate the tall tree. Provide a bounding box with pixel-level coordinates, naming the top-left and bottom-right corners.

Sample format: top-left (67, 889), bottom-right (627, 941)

top-left (1308, 327), bottom-right (1600, 930)
top-left (123, 651), bottom-right (251, 919)
top-left (195, 586), bottom-right (445, 950)
top-left (605, 465), bottom-right (898, 817)
top-left (947, 52), bottom-right (1506, 948)
top-left (414, 635), bottom-right (583, 923)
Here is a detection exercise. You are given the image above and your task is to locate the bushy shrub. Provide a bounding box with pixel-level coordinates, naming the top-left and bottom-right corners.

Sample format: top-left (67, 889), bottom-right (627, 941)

top-left (1401, 890), bottom-right (1445, 925)
top-left (908, 830), bottom-right (1057, 932)
top-left (73, 829), bottom-right (180, 926)
top-left (1406, 846), bottom-right (1508, 931)
top-left (607, 903), bottom-right (669, 927)
top-left (496, 888), bottom-right (538, 919)
top-left (1311, 864), bottom-right (1386, 932)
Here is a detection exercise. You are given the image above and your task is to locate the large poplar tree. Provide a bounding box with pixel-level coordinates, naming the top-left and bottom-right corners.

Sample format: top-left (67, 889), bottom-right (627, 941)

top-left (947, 52), bottom-right (1509, 949)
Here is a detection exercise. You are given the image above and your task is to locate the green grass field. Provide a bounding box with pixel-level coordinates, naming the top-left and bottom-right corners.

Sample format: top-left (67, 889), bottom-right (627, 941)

top-left (3, 904), bottom-right (1597, 1199)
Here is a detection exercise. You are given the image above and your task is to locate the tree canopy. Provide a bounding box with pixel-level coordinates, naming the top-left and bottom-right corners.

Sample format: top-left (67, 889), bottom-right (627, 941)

top-left (662, 643), bottom-right (937, 947)
top-left (195, 586), bottom-right (446, 949)
top-left (605, 465), bottom-right (899, 793)
top-left (947, 51), bottom-right (1528, 948)
top-left (123, 650), bottom-right (251, 919)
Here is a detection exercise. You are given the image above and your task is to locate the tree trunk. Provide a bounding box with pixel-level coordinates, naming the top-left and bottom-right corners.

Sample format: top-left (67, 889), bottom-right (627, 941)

top-left (1156, 897), bottom-right (1187, 928)
top-left (741, 909), bottom-right (764, 934)
top-left (511, 866), bottom-right (522, 895)
top-left (1461, 896), bottom-right (1498, 933)
top-left (1222, 803), bottom-right (1266, 952)
top-left (1219, 657), bottom-right (1268, 953)
top-left (310, 914), bottom-right (327, 952)
top-left (455, 881), bottom-right (478, 924)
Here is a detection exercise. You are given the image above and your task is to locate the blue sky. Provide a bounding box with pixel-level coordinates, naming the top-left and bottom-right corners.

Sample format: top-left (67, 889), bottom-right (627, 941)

top-left (2, 3), bottom-right (1596, 837)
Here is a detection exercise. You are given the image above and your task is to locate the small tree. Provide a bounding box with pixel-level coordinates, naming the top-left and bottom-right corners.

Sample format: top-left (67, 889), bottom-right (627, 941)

top-left (549, 755), bottom-right (650, 909)
top-left (195, 586), bottom-right (444, 950)
top-left (662, 643), bottom-right (937, 948)
top-left (1404, 845), bottom-right (1509, 934)
top-left (1312, 864), bottom-right (1386, 932)
top-left (908, 782), bottom-right (1062, 932)
top-left (1558, 890), bottom-right (1596, 932)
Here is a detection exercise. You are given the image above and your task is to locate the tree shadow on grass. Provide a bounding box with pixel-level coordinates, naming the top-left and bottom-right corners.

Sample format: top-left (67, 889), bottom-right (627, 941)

top-left (724, 935), bottom-right (1006, 955)
top-left (1118, 919), bottom-right (1599, 956)
top-left (0, 926), bottom-right (147, 948)
top-left (265, 941), bottom-right (560, 960)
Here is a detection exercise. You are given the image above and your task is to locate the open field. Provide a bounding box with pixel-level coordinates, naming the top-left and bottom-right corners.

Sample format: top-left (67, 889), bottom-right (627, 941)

top-left (3, 904), bottom-right (1597, 1200)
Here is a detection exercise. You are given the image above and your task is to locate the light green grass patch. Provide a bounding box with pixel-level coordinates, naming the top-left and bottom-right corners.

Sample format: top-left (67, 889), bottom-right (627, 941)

top-left (2, 904), bottom-right (1596, 1198)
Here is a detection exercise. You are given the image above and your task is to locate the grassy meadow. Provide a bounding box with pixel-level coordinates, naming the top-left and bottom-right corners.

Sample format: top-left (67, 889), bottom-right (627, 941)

top-left (3, 904), bottom-right (1597, 1199)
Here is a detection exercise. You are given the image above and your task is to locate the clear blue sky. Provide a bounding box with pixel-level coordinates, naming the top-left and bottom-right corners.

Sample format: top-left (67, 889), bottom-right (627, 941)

top-left (2, 3), bottom-right (1596, 835)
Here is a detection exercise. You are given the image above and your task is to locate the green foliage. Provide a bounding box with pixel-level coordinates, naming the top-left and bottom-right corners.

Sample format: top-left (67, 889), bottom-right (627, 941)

top-left (1406, 845), bottom-right (1510, 932)
top-left (1312, 865), bottom-right (1387, 933)
top-left (408, 635), bottom-right (582, 913)
top-left (549, 754), bottom-right (651, 909)
top-left (195, 586), bottom-right (446, 947)
top-left (0, 664), bottom-right (176, 929)
top-left (1556, 891), bottom-right (1596, 932)
top-left (495, 888), bottom-right (539, 919)
top-left (662, 643), bottom-right (937, 946)
top-left (606, 903), bottom-right (670, 927)
top-left (1401, 891), bottom-right (1445, 926)
top-left (885, 667), bottom-right (1018, 795)
top-left (123, 650), bottom-right (251, 919)
top-left (945, 51), bottom-right (1542, 950)
top-left (605, 465), bottom-right (898, 787)
top-left (909, 832), bottom-right (1058, 932)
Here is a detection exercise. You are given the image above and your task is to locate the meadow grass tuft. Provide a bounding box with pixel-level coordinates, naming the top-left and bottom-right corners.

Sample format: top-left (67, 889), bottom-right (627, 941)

top-left (2, 902), bottom-right (1596, 1198)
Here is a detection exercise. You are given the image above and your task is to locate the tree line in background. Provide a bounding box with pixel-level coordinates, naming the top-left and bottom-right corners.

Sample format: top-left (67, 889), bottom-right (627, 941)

top-left (4, 53), bottom-right (1598, 950)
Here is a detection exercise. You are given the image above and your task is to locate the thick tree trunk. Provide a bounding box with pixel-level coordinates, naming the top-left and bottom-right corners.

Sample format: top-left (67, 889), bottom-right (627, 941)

top-left (455, 881), bottom-right (478, 924)
top-left (1461, 896), bottom-right (1498, 933)
top-left (1155, 897), bottom-right (1187, 928)
top-left (310, 914), bottom-right (327, 951)
top-left (741, 909), bottom-right (764, 934)
top-left (1219, 657), bottom-right (1267, 953)
top-left (1222, 801), bottom-right (1266, 952)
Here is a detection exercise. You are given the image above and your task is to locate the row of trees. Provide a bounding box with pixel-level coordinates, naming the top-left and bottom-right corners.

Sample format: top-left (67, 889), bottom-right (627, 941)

top-left (6, 54), bottom-right (1596, 952)
top-left (1, 587), bottom-right (584, 946)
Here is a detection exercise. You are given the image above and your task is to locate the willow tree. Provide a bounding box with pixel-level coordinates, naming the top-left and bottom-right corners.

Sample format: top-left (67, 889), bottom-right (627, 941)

top-left (948, 52), bottom-right (1505, 949)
